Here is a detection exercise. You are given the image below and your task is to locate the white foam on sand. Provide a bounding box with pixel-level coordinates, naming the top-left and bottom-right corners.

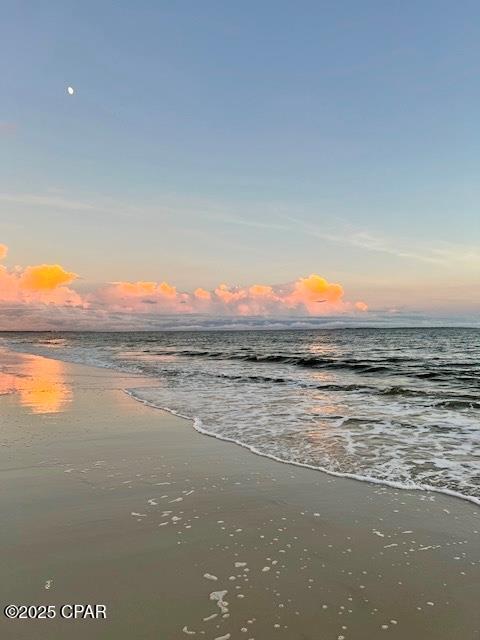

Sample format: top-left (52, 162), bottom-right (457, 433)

top-left (203, 613), bottom-right (218, 621)
top-left (209, 590), bottom-right (229, 614)
top-left (182, 625), bottom-right (196, 635)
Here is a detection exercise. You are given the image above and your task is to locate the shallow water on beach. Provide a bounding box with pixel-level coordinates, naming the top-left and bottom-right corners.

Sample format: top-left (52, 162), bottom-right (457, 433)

top-left (2, 328), bottom-right (479, 503)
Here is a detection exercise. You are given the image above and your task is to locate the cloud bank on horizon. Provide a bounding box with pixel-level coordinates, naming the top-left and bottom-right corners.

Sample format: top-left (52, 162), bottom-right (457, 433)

top-left (0, 243), bottom-right (368, 330)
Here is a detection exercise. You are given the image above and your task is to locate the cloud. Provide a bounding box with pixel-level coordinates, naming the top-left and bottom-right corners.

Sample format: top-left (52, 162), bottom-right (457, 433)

top-left (355, 301), bottom-right (368, 312)
top-left (249, 284), bottom-right (275, 297)
top-left (287, 274), bottom-right (344, 313)
top-left (96, 280), bottom-right (187, 313)
top-left (284, 215), bottom-right (480, 268)
top-left (95, 272), bottom-right (366, 319)
top-left (0, 192), bottom-right (111, 214)
top-left (0, 243), bottom-right (370, 329)
top-left (0, 244), bottom-right (7, 260)
top-left (214, 284), bottom-right (248, 305)
top-left (113, 281), bottom-right (157, 296)
top-left (194, 287), bottom-right (212, 301)
top-left (0, 247), bottom-right (82, 309)
top-left (20, 264), bottom-right (78, 290)
top-left (4, 190), bottom-right (479, 272)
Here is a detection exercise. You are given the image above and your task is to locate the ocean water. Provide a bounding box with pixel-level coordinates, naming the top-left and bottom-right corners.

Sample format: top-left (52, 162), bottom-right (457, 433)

top-left (2, 329), bottom-right (479, 504)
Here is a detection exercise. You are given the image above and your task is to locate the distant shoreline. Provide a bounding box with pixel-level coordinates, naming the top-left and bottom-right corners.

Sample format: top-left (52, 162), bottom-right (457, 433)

top-left (1, 324), bottom-right (480, 333)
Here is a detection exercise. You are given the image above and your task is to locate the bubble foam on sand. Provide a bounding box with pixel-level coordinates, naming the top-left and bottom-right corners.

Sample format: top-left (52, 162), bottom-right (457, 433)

top-left (182, 626), bottom-right (196, 635)
top-left (210, 590), bottom-right (229, 614)
top-left (203, 613), bottom-right (218, 621)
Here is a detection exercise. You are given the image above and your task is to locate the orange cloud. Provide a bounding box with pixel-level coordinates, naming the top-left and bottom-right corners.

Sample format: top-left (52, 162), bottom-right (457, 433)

top-left (249, 284), bottom-right (275, 297)
top-left (0, 244), bottom-right (7, 260)
top-left (294, 274), bottom-right (344, 301)
top-left (20, 264), bottom-right (78, 291)
top-left (111, 280), bottom-right (177, 299)
top-left (194, 287), bottom-right (211, 301)
top-left (158, 281), bottom-right (177, 298)
top-left (286, 274), bottom-right (344, 313)
top-left (0, 257), bottom-right (82, 310)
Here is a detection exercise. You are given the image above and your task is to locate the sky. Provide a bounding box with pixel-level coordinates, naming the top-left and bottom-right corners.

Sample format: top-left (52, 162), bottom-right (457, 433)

top-left (1, 1), bottom-right (479, 329)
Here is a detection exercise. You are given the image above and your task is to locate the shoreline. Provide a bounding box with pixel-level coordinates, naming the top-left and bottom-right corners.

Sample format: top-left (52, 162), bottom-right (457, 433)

top-left (6, 342), bottom-right (480, 507)
top-left (126, 389), bottom-right (480, 508)
top-left (1, 349), bottom-right (479, 639)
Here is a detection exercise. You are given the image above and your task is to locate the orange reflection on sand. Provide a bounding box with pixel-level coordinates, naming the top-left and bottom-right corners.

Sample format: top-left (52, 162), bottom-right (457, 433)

top-left (0, 356), bottom-right (72, 414)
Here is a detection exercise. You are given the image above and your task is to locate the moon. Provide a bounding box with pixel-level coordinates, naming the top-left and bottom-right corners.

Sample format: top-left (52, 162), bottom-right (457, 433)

top-left (67, 86), bottom-right (75, 95)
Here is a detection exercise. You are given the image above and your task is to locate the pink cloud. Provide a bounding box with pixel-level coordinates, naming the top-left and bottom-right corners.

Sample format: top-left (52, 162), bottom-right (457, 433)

top-left (0, 243), bottom-right (368, 328)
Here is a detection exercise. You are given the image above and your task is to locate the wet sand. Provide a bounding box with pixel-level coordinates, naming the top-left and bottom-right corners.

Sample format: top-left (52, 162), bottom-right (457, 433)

top-left (0, 349), bottom-right (479, 639)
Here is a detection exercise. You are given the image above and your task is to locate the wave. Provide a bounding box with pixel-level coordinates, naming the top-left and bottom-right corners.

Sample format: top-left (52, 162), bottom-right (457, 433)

top-left (435, 399), bottom-right (480, 410)
top-left (124, 388), bottom-right (480, 507)
top-left (145, 348), bottom-right (479, 381)
top-left (145, 367), bottom-right (480, 407)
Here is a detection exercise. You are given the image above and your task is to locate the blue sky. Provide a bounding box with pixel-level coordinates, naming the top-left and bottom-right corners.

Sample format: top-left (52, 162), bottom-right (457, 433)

top-left (1, 0), bottom-right (479, 319)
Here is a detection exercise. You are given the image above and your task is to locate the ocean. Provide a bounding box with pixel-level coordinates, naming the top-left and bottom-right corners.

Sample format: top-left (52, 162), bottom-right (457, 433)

top-left (2, 328), bottom-right (479, 504)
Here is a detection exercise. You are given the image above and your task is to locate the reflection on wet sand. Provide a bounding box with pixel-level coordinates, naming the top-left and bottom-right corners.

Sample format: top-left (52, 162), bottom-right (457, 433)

top-left (0, 355), bottom-right (71, 414)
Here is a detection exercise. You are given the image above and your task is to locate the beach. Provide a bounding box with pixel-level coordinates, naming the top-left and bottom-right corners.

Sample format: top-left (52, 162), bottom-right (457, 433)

top-left (0, 348), bottom-right (479, 639)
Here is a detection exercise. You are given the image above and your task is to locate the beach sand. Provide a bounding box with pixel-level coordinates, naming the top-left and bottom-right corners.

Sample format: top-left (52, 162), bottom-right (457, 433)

top-left (0, 349), bottom-right (478, 639)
